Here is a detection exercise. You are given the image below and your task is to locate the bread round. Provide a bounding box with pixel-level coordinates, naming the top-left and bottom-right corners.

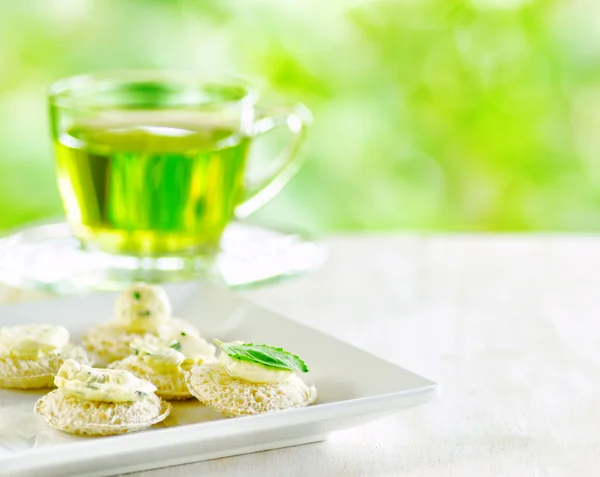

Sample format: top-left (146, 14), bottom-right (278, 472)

top-left (82, 318), bottom-right (199, 366)
top-left (186, 363), bottom-right (317, 417)
top-left (0, 345), bottom-right (92, 390)
top-left (109, 356), bottom-right (192, 400)
top-left (34, 389), bottom-right (171, 436)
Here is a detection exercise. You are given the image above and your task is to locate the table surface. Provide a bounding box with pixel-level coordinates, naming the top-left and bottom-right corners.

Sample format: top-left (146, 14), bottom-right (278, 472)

top-left (3, 234), bottom-right (598, 476)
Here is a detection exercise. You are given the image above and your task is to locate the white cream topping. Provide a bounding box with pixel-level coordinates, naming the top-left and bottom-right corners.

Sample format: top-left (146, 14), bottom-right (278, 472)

top-left (178, 335), bottom-right (215, 362)
top-left (157, 318), bottom-right (200, 340)
top-left (113, 283), bottom-right (172, 332)
top-left (130, 335), bottom-right (215, 371)
top-left (219, 353), bottom-right (293, 384)
top-left (55, 359), bottom-right (156, 403)
top-left (130, 338), bottom-right (185, 371)
top-left (0, 324), bottom-right (69, 359)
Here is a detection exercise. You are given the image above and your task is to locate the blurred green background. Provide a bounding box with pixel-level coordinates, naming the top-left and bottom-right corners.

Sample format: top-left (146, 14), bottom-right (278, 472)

top-left (1, 0), bottom-right (599, 233)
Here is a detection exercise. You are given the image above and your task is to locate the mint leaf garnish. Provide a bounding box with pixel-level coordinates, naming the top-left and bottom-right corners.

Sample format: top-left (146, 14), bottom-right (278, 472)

top-left (214, 340), bottom-right (308, 373)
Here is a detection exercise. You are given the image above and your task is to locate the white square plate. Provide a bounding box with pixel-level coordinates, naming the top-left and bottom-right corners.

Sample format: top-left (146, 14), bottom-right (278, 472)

top-left (0, 284), bottom-right (437, 477)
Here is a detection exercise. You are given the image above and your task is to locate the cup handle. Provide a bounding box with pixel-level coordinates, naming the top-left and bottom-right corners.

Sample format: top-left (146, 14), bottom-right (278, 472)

top-left (235, 103), bottom-right (312, 218)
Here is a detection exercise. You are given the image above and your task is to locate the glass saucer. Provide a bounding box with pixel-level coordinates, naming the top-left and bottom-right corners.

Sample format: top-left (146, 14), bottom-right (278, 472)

top-left (0, 221), bottom-right (327, 295)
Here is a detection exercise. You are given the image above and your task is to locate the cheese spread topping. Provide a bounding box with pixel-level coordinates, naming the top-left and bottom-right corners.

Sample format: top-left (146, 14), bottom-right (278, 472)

top-left (113, 283), bottom-right (172, 332)
top-left (0, 324), bottom-right (69, 359)
top-left (55, 358), bottom-right (156, 402)
top-left (130, 334), bottom-right (214, 371)
top-left (219, 353), bottom-right (293, 384)
top-left (130, 338), bottom-right (185, 371)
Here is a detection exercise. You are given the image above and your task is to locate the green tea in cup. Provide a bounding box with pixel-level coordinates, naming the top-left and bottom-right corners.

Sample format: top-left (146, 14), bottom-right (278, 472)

top-left (49, 72), bottom-right (308, 257)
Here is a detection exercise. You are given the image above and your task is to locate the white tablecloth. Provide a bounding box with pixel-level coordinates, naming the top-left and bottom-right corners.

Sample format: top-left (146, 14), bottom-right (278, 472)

top-left (4, 234), bottom-right (598, 476)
